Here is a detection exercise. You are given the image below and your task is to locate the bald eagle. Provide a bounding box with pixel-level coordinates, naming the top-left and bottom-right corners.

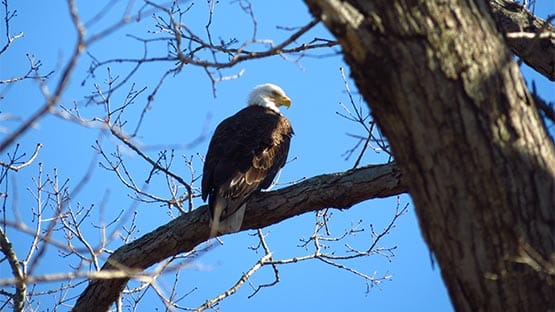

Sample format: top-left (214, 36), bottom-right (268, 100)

top-left (202, 84), bottom-right (293, 237)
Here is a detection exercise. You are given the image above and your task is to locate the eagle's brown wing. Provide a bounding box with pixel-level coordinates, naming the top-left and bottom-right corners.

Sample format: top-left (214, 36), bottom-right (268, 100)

top-left (201, 106), bottom-right (293, 229)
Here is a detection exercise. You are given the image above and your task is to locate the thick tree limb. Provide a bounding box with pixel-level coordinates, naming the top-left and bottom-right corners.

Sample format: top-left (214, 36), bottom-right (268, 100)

top-left (488, 0), bottom-right (555, 80)
top-left (72, 162), bottom-right (405, 312)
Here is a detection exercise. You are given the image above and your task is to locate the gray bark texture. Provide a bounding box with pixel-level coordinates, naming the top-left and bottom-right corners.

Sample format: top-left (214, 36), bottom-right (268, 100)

top-left (302, 0), bottom-right (555, 311)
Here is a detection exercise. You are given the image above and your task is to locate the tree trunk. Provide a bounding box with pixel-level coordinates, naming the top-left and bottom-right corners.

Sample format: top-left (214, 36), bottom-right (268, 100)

top-left (303, 0), bottom-right (555, 311)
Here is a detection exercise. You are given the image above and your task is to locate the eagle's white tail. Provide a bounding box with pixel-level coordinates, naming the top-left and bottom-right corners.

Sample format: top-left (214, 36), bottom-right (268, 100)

top-left (209, 195), bottom-right (247, 237)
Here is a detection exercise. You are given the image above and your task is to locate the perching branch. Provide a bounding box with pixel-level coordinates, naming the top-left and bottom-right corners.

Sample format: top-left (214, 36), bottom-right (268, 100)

top-left (71, 162), bottom-right (405, 312)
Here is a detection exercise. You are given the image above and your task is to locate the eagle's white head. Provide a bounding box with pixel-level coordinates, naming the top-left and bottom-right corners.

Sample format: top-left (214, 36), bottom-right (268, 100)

top-left (247, 83), bottom-right (291, 113)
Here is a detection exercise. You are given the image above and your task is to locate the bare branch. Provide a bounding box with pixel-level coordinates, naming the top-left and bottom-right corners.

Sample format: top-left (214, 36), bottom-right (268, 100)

top-left (0, 0), bottom-right (86, 153)
top-left (0, 227), bottom-right (26, 311)
top-left (0, 0), bottom-right (23, 56)
top-left (0, 53), bottom-right (54, 85)
top-left (246, 230), bottom-right (280, 298)
top-left (0, 143), bottom-right (42, 172)
top-left (85, 2), bottom-right (336, 97)
top-left (195, 253), bottom-right (272, 311)
top-left (107, 126), bottom-right (194, 204)
top-left (0, 269), bottom-right (144, 287)
top-left (531, 81), bottom-right (555, 125)
top-left (336, 68), bottom-right (391, 167)
top-left (197, 197), bottom-right (407, 310)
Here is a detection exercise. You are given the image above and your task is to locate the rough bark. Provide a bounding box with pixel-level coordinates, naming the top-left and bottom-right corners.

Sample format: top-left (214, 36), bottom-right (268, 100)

top-left (72, 163), bottom-right (404, 312)
top-left (303, 0), bottom-right (555, 311)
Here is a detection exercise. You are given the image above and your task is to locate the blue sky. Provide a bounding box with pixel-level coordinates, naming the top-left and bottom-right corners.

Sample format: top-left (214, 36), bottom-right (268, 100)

top-left (1, 1), bottom-right (553, 311)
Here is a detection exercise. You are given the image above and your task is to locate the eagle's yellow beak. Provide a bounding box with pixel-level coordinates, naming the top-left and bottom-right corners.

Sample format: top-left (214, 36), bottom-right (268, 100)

top-left (279, 95), bottom-right (291, 108)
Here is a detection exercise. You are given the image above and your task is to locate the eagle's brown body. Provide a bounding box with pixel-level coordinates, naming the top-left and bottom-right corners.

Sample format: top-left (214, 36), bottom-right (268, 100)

top-left (202, 103), bottom-right (293, 236)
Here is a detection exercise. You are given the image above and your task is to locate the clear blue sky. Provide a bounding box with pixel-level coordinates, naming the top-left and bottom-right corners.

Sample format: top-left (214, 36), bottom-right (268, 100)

top-left (1, 1), bottom-right (553, 311)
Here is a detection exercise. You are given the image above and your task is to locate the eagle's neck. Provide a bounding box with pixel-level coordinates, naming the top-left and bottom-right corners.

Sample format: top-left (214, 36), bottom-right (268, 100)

top-left (247, 97), bottom-right (280, 113)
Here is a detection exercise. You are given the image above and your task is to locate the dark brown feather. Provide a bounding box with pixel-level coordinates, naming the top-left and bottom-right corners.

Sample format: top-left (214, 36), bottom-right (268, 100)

top-left (202, 105), bottom-right (293, 221)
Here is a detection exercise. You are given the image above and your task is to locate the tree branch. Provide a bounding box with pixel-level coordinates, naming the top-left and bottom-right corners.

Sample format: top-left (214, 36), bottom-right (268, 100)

top-left (0, 0), bottom-right (86, 153)
top-left (488, 0), bottom-right (555, 81)
top-left (71, 162), bottom-right (405, 312)
top-left (0, 143), bottom-right (42, 172)
top-left (0, 227), bottom-right (26, 312)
